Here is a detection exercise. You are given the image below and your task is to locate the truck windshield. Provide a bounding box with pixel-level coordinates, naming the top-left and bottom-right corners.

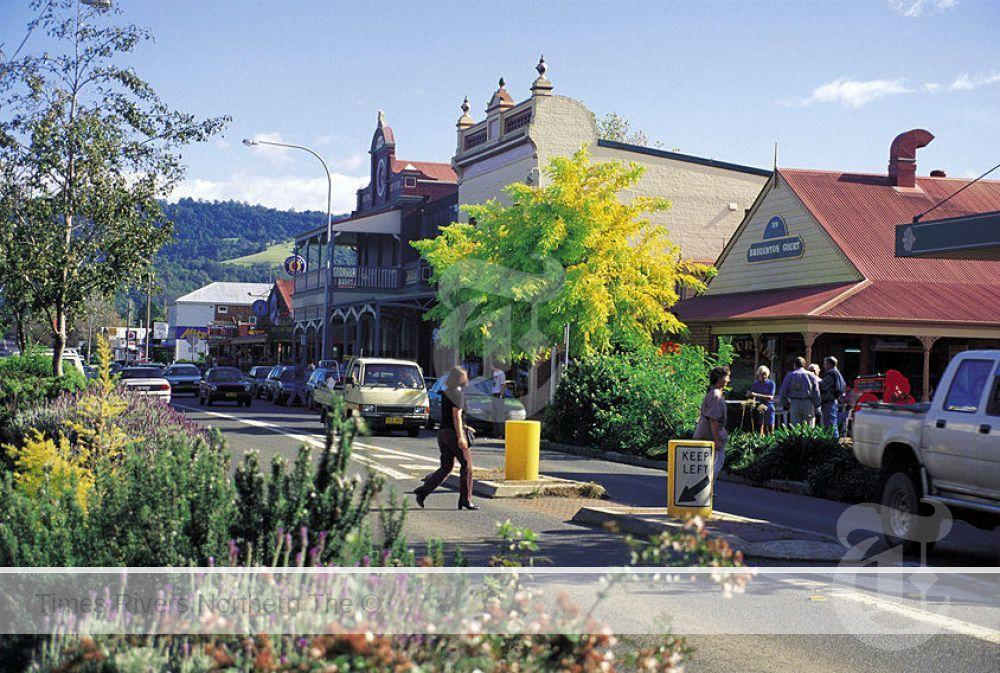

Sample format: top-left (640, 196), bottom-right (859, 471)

top-left (363, 364), bottom-right (423, 388)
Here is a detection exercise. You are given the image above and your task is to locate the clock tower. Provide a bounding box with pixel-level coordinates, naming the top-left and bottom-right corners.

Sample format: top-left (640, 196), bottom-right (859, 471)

top-left (370, 109), bottom-right (396, 208)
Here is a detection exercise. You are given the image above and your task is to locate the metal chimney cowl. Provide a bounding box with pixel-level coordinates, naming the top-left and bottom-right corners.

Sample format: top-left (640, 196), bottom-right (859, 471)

top-left (888, 129), bottom-right (934, 188)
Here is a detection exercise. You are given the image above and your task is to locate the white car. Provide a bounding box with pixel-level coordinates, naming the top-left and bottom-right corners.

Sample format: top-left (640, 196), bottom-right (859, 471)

top-left (41, 349), bottom-right (85, 374)
top-left (118, 366), bottom-right (172, 403)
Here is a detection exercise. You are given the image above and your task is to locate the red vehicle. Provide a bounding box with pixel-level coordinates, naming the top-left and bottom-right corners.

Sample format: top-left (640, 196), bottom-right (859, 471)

top-left (851, 369), bottom-right (917, 410)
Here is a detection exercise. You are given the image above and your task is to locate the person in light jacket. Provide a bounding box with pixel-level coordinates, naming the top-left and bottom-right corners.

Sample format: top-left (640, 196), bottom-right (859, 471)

top-left (777, 357), bottom-right (822, 426)
top-left (693, 365), bottom-right (731, 479)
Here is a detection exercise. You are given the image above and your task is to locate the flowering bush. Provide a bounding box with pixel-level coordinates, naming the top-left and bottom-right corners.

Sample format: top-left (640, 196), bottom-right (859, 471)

top-left (545, 340), bottom-right (734, 456)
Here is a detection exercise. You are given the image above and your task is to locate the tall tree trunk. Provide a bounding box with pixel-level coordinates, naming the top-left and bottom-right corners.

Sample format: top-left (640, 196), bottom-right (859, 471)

top-left (14, 307), bottom-right (28, 353)
top-left (52, 303), bottom-right (66, 377)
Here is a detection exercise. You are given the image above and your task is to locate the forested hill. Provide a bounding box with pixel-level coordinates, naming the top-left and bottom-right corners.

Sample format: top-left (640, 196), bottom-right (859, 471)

top-left (159, 198), bottom-right (326, 265)
top-left (121, 199), bottom-right (333, 316)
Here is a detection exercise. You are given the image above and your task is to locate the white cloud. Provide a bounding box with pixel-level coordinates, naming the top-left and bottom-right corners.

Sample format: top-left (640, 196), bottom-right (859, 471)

top-left (244, 132), bottom-right (295, 166)
top-left (169, 171), bottom-right (368, 213)
top-left (802, 77), bottom-right (911, 108)
top-left (213, 139), bottom-right (231, 150)
top-left (331, 152), bottom-right (366, 172)
top-left (949, 72), bottom-right (1000, 91)
top-left (922, 82), bottom-right (942, 92)
top-left (887, 0), bottom-right (957, 18)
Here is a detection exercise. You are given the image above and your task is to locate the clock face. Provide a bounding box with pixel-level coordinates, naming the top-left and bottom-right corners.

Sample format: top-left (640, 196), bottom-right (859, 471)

top-left (376, 157), bottom-right (387, 197)
top-left (374, 134), bottom-right (384, 150)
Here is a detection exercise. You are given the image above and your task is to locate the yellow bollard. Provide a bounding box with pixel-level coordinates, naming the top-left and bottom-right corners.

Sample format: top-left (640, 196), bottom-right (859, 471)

top-left (667, 439), bottom-right (715, 519)
top-left (505, 420), bottom-right (541, 481)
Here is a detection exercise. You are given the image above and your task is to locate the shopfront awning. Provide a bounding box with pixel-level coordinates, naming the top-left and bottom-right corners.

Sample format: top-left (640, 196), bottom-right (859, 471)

top-left (334, 209), bottom-right (401, 235)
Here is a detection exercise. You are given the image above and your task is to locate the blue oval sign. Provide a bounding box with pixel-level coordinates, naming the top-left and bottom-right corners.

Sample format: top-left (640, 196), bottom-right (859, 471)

top-left (251, 299), bottom-right (269, 318)
top-left (284, 254), bottom-right (307, 276)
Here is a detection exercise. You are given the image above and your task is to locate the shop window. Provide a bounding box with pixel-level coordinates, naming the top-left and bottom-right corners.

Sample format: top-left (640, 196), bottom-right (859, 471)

top-left (404, 177), bottom-right (416, 187)
top-left (218, 306), bottom-right (228, 314)
top-left (943, 359), bottom-right (992, 413)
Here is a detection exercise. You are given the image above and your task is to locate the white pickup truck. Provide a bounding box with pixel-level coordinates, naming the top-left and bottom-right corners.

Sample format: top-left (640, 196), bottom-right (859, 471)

top-left (853, 350), bottom-right (999, 553)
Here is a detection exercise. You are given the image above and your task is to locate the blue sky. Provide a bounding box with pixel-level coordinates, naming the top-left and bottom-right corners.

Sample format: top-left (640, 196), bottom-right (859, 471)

top-left (2, 0), bottom-right (998, 213)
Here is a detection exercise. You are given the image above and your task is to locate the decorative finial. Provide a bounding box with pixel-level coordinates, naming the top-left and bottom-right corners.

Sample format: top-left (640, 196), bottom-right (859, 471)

top-left (457, 96), bottom-right (474, 129)
top-left (499, 77), bottom-right (506, 88)
top-left (530, 55), bottom-right (553, 97)
top-left (377, 109), bottom-right (386, 127)
top-left (461, 96), bottom-right (470, 114)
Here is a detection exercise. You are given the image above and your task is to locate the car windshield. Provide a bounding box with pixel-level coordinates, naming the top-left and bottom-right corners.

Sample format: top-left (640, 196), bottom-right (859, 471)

top-left (467, 377), bottom-right (494, 397)
top-left (167, 365), bottom-right (200, 376)
top-left (254, 367), bottom-right (273, 378)
top-left (310, 368), bottom-right (339, 384)
top-left (269, 367), bottom-right (285, 379)
top-left (120, 368), bottom-right (162, 379)
top-left (362, 363), bottom-right (423, 388)
top-left (208, 368), bottom-right (243, 382)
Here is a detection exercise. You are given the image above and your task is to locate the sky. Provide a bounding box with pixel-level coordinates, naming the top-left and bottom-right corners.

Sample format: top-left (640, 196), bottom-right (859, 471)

top-left (2, 0), bottom-right (998, 214)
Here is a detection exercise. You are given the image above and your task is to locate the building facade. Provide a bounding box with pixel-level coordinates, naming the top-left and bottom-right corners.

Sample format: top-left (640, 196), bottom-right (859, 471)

top-left (452, 58), bottom-right (771, 264)
top-left (226, 279), bottom-right (295, 367)
top-left (166, 281), bottom-right (272, 362)
top-left (673, 129), bottom-right (1000, 401)
top-left (293, 112), bottom-right (458, 371)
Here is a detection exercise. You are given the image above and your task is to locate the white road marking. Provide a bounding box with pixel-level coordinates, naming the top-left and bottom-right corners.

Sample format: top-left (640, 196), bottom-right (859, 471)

top-left (173, 404), bottom-right (412, 481)
top-left (778, 577), bottom-right (1000, 643)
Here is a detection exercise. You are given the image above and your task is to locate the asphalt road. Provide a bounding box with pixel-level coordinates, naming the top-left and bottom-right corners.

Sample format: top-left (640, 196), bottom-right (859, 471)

top-left (169, 396), bottom-right (1000, 672)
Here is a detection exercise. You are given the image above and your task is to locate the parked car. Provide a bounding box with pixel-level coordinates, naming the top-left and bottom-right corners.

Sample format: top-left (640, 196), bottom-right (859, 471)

top-left (118, 366), bottom-right (172, 403)
top-left (248, 365), bottom-right (275, 398)
top-left (427, 375), bottom-right (526, 434)
top-left (261, 365), bottom-right (291, 401)
top-left (198, 366), bottom-right (252, 407)
top-left (274, 365), bottom-right (311, 406)
top-left (317, 357), bottom-right (428, 437)
top-left (41, 349), bottom-right (85, 375)
top-left (305, 365), bottom-right (341, 410)
top-left (162, 363), bottom-right (202, 396)
top-left (853, 350), bottom-right (1000, 554)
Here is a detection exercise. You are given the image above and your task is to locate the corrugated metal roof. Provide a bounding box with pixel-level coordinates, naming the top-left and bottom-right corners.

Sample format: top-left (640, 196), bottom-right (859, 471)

top-left (820, 281), bottom-right (1000, 325)
top-left (673, 282), bottom-right (858, 322)
top-left (780, 169), bottom-right (1000, 284)
top-left (392, 159), bottom-right (456, 183)
top-left (174, 282), bottom-right (273, 305)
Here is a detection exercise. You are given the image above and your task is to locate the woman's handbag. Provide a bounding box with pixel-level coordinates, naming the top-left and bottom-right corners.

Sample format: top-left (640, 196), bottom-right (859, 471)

top-left (464, 425), bottom-right (476, 446)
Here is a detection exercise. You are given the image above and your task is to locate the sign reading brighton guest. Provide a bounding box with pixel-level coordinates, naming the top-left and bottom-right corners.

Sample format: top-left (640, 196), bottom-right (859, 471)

top-left (747, 216), bottom-right (804, 263)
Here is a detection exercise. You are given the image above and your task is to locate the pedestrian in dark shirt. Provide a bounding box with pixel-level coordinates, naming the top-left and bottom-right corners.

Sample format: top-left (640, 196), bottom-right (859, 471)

top-left (413, 366), bottom-right (479, 510)
top-left (820, 356), bottom-right (847, 439)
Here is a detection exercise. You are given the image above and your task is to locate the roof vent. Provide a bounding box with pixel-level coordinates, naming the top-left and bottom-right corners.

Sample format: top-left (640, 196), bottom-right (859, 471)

top-left (930, 169), bottom-right (946, 177)
top-left (888, 129), bottom-right (934, 188)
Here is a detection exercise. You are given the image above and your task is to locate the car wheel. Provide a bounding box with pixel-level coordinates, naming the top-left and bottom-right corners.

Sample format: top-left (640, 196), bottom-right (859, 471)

top-left (880, 471), bottom-right (939, 556)
top-left (407, 426), bottom-right (420, 438)
top-left (244, 399), bottom-right (252, 408)
top-left (426, 418), bottom-right (436, 430)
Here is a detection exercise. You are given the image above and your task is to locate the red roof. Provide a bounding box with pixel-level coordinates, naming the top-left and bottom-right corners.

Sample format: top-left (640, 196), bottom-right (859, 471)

top-left (675, 168), bottom-right (1000, 327)
top-left (392, 159), bottom-right (456, 183)
top-left (780, 169), bottom-right (1000, 284)
top-left (274, 279), bottom-right (294, 312)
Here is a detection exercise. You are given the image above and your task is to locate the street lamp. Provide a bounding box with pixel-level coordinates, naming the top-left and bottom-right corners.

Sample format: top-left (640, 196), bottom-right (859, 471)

top-left (242, 137), bottom-right (334, 362)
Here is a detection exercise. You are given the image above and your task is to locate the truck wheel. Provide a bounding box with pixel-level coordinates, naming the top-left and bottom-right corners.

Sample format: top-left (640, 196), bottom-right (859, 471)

top-left (880, 471), bottom-right (938, 556)
top-left (407, 426), bottom-right (420, 438)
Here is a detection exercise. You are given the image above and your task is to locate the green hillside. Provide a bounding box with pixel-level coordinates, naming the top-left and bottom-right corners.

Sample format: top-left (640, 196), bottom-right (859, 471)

top-left (224, 240), bottom-right (295, 268)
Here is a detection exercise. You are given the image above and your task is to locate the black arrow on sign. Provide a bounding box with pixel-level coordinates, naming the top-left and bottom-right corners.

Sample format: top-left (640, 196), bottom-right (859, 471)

top-left (677, 476), bottom-right (710, 504)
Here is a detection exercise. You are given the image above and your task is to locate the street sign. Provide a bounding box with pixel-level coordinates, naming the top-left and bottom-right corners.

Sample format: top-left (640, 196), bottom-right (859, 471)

top-left (284, 254), bottom-right (307, 276)
top-left (667, 439), bottom-right (715, 518)
top-left (251, 299), bottom-right (269, 318)
top-left (153, 321), bottom-right (168, 340)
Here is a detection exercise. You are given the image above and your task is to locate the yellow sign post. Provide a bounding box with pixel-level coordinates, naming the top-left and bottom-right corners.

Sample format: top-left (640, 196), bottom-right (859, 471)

top-left (505, 420), bottom-right (540, 481)
top-left (667, 439), bottom-right (715, 519)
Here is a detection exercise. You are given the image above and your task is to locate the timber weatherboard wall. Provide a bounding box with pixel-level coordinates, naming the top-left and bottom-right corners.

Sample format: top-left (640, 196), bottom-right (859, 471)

top-left (706, 175), bottom-right (862, 295)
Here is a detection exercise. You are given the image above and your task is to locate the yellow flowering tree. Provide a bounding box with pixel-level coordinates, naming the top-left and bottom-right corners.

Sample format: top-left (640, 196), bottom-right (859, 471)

top-left (413, 147), bottom-right (710, 361)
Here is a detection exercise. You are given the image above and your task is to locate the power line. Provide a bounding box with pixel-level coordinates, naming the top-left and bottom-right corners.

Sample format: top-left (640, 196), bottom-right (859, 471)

top-left (913, 161), bottom-right (1000, 223)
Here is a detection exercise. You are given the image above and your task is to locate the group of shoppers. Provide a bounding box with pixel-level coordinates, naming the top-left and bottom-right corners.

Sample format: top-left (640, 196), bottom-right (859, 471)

top-left (692, 356), bottom-right (848, 484)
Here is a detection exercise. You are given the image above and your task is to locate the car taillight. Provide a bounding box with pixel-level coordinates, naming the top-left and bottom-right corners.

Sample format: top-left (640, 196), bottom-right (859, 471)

top-left (158, 383), bottom-right (170, 391)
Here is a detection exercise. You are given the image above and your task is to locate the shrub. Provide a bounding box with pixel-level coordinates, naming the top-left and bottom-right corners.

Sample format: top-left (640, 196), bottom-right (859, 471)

top-left (0, 348), bottom-right (86, 429)
top-left (727, 426), bottom-right (879, 503)
top-left (545, 340), bottom-right (734, 457)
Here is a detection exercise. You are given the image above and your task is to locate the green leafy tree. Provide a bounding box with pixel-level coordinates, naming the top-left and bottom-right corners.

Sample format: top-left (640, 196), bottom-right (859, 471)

top-left (597, 111), bottom-right (664, 149)
top-left (414, 147), bottom-right (711, 362)
top-left (0, 0), bottom-right (229, 375)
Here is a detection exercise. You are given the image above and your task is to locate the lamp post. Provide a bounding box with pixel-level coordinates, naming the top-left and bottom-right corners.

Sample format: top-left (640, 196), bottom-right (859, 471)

top-left (243, 137), bottom-right (334, 362)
